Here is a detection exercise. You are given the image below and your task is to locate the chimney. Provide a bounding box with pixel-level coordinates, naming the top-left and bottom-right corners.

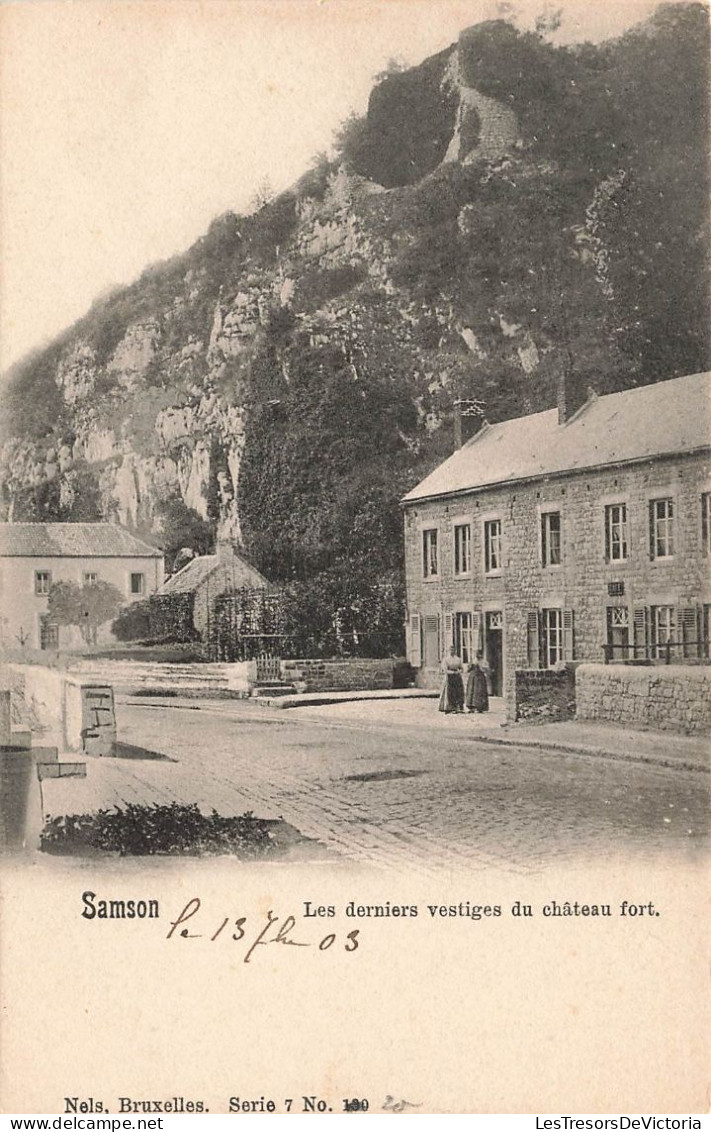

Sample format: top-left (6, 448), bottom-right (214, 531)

top-left (454, 399), bottom-right (486, 450)
top-left (557, 370), bottom-right (590, 425)
top-left (215, 539), bottom-right (235, 564)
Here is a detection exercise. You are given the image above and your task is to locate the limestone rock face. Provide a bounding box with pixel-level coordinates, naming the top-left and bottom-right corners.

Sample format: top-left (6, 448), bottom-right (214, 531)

top-left (2, 6), bottom-right (706, 550)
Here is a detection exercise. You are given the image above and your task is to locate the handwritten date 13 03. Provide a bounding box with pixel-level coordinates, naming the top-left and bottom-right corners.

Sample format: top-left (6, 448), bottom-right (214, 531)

top-left (166, 898), bottom-right (360, 963)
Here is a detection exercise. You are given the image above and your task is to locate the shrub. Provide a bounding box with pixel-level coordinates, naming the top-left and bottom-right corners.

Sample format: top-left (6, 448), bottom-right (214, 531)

top-left (112, 601), bottom-right (152, 642)
top-left (40, 803), bottom-right (279, 857)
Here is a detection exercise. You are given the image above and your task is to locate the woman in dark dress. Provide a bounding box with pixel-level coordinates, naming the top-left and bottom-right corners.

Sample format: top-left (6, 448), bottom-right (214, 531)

top-left (465, 651), bottom-right (490, 713)
top-left (439, 647), bottom-right (465, 713)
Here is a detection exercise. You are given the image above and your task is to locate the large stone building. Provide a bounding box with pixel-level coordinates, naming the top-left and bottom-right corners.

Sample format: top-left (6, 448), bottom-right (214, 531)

top-left (0, 522), bottom-right (164, 651)
top-left (401, 371), bottom-right (711, 707)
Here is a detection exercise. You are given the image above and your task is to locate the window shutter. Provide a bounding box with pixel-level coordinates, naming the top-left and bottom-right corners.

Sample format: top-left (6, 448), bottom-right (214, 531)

top-left (527, 611), bottom-right (540, 668)
top-left (648, 504), bottom-right (656, 560)
top-left (409, 613), bottom-right (422, 668)
top-left (471, 610), bottom-right (482, 654)
top-left (444, 612), bottom-right (453, 653)
top-left (563, 609), bottom-right (574, 660)
top-left (633, 606), bottom-right (648, 658)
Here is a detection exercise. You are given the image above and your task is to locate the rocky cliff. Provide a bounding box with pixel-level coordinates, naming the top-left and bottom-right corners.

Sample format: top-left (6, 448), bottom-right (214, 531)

top-left (2, 6), bottom-right (709, 602)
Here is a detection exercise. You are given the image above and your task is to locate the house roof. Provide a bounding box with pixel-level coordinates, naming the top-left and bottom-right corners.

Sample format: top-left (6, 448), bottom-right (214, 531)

top-left (402, 371), bottom-right (711, 503)
top-left (0, 522), bottom-right (163, 558)
top-left (159, 555), bottom-right (221, 594)
top-left (159, 552), bottom-right (268, 595)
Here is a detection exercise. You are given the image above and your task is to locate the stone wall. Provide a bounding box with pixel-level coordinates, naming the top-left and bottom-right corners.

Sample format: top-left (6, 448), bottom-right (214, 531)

top-left (514, 666), bottom-right (576, 723)
top-left (281, 658), bottom-right (396, 693)
top-left (8, 665), bottom-right (117, 753)
top-left (576, 663), bottom-right (711, 734)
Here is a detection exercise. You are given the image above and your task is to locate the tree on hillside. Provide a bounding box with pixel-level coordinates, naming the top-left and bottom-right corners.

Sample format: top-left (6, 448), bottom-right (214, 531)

top-left (47, 579), bottom-right (124, 646)
top-left (156, 493), bottom-right (214, 574)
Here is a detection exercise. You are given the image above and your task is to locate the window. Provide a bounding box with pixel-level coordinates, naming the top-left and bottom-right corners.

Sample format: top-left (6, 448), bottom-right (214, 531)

top-left (34, 571), bottom-right (51, 595)
top-left (702, 493), bottom-right (711, 556)
top-left (453, 524), bottom-right (471, 576)
top-left (84, 572), bottom-right (98, 586)
top-left (484, 519), bottom-right (502, 574)
top-left (540, 608), bottom-right (563, 667)
top-left (528, 608), bottom-right (573, 668)
top-left (422, 529), bottom-right (438, 578)
top-left (649, 498), bottom-right (674, 559)
top-left (453, 612), bottom-right (474, 665)
top-left (605, 503), bottom-right (628, 562)
top-left (130, 572), bottom-right (145, 595)
top-left (651, 605), bottom-right (675, 658)
top-left (541, 512), bottom-right (562, 567)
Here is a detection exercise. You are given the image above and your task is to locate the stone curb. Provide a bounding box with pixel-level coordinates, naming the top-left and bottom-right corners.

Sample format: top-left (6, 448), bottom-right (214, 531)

top-left (253, 690), bottom-right (440, 708)
top-left (461, 731), bottom-right (710, 774)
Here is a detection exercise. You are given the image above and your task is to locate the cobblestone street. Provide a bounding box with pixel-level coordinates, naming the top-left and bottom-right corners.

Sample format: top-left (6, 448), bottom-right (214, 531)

top-left (40, 697), bottom-right (710, 875)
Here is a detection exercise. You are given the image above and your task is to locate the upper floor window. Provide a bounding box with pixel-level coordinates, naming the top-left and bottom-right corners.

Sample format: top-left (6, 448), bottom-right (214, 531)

top-left (702, 492), bottom-right (711, 556)
top-left (453, 524), bottom-right (471, 576)
top-left (605, 503), bottom-right (628, 562)
top-left (649, 497), bottom-right (674, 559)
top-left (422, 529), bottom-right (438, 578)
top-left (84, 572), bottom-right (98, 586)
top-left (484, 519), bottom-right (502, 574)
top-left (130, 572), bottom-right (145, 595)
top-left (34, 571), bottom-right (51, 595)
top-left (541, 511), bottom-right (562, 567)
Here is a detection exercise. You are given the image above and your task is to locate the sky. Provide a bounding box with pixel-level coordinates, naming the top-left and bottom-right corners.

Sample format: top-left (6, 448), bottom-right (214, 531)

top-left (0, 0), bottom-right (661, 374)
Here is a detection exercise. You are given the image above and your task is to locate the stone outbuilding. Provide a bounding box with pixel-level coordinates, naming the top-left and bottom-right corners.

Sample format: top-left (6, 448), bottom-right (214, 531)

top-left (157, 541), bottom-right (269, 640)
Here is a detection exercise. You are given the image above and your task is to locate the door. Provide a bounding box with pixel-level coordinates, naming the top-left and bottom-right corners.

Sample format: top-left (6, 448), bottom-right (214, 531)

top-left (485, 611), bottom-right (503, 696)
top-left (422, 614), bottom-right (440, 670)
top-left (39, 615), bottom-right (59, 651)
top-left (606, 606), bottom-right (630, 661)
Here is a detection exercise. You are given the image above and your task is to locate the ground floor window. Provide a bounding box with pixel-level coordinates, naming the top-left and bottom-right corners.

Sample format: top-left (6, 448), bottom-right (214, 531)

top-left (453, 612), bottom-right (474, 665)
top-left (650, 605), bottom-right (675, 659)
top-left (540, 608), bottom-right (563, 668)
top-left (39, 615), bottom-right (59, 651)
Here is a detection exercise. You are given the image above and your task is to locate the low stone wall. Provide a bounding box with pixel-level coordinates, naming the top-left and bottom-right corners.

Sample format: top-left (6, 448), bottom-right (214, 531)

top-left (281, 658), bottom-right (396, 693)
top-left (9, 665), bottom-right (117, 754)
top-left (514, 666), bottom-right (576, 723)
top-left (576, 664), bottom-right (711, 734)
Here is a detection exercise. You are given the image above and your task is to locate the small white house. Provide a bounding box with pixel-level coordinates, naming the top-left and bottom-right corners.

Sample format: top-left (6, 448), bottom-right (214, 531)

top-left (0, 522), bottom-right (164, 651)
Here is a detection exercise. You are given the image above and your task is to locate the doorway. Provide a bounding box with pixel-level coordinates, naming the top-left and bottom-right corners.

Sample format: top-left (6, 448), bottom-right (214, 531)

top-left (485, 611), bottom-right (503, 696)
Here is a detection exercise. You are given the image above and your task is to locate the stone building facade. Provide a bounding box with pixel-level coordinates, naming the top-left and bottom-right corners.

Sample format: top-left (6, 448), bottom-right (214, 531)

top-left (401, 372), bottom-right (711, 711)
top-left (0, 522), bottom-right (164, 651)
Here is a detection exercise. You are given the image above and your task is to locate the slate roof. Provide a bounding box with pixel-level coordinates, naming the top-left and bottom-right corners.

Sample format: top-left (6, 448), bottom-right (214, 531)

top-left (159, 553), bottom-right (268, 594)
top-left (0, 523), bottom-right (162, 558)
top-left (403, 371), bottom-right (711, 504)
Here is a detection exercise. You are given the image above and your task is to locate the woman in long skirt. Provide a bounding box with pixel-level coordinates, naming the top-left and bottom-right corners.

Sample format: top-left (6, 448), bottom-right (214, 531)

top-left (439, 647), bottom-right (465, 713)
top-left (465, 651), bottom-right (490, 713)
